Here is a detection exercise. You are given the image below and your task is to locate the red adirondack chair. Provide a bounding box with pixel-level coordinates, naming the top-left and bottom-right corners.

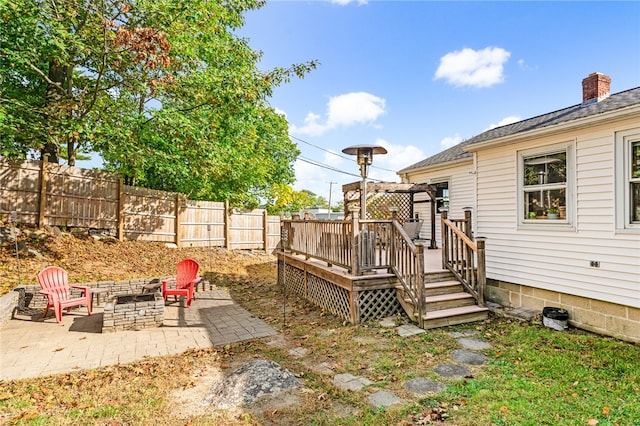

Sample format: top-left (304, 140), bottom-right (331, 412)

top-left (37, 266), bottom-right (92, 323)
top-left (162, 259), bottom-right (202, 307)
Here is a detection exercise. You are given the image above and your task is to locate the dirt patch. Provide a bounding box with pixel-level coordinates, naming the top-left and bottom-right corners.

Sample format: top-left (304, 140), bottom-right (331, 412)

top-left (1, 225), bottom-right (277, 295)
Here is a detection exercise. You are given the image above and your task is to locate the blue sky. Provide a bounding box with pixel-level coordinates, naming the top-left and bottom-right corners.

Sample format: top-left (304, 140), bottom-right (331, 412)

top-left (235, 0), bottom-right (640, 204)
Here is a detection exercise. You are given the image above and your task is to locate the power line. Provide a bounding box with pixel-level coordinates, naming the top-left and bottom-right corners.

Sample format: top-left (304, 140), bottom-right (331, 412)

top-left (297, 155), bottom-right (384, 182)
top-left (297, 156), bottom-right (362, 178)
top-left (290, 134), bottom-right (399, 173)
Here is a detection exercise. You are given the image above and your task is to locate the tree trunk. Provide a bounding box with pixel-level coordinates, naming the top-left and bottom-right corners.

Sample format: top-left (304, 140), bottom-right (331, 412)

top-left (41, 60), bottom-right (72, 164)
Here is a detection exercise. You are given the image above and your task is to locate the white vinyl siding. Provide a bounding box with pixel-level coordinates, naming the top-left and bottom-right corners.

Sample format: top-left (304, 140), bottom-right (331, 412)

top-left (405, 160), bottom-right (475, 246)
top-left (476, 119), bottom-right (640, 309)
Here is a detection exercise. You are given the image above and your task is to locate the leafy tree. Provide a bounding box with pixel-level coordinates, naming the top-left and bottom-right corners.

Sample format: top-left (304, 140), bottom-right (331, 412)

top-left (0, 0), bottom-right (317, 206)
top-left (266, 184), bottom-right (318, 215)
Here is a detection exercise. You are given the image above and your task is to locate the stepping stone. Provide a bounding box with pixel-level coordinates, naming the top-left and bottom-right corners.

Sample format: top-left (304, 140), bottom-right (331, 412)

top-left (368, 390), bottom-right (403, 408)
top-left (434, 363), bottom-right (471, 378)
top-left (451, 349), bottom-right (488, 365)
top-left (396, 324), bottom-right (426, 337)
top-left (404, 377), bottom-right (446, 396)
top-left (288, 347), bottom-right (308, 358)
top-left (333, 373), bottom-right (374, 392)
top-left (310, 362), bottom-right (335, 375)
top-left (448, 330), bottom-right (478, 338)
top-left (457, 337), bottom-right (491, 350)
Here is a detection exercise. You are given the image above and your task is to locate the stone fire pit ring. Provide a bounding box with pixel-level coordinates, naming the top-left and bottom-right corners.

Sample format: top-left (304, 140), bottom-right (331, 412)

top-left (102, 292), bottom-right (164, 333)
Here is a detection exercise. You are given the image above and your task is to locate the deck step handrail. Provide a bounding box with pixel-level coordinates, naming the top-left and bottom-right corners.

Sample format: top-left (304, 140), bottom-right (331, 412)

top-left (387, 219), bottom-right (425, 327)
top-left (440, 210), bottom-right (486, 306)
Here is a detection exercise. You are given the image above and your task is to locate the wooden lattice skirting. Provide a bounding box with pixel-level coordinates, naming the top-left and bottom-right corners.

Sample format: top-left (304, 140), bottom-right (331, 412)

top-left (278, 257), bottom-right (402, 324)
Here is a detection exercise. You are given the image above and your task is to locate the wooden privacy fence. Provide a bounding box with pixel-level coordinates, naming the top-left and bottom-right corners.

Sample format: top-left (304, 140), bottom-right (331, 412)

top-left (0, 157), bottom-right (281, 251)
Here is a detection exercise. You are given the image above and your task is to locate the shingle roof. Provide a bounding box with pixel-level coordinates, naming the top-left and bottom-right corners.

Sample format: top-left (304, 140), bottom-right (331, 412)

top-left (399, 86), bottom-right (640, 174)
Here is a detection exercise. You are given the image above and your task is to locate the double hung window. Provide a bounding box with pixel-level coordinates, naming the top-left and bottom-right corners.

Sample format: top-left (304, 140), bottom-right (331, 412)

top-left (631, 141), bottom-right (640, 223)
top-left (433, 181), bottom-right (449, 212)
top-left (617, 129), bottom-right (640, 229)
top-left (521, 146), bottom-right (570, 223)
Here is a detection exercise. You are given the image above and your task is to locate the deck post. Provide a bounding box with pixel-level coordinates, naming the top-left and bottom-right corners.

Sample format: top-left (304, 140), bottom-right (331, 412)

top-left (476, 237), bottom-right (487, 306)
top-left (350, 206), bottom-right (361, 276)
top-left (389, 207), bottom-right (399, 274)
top-left (440, 209), bottom-right (449, 270)
top-left (416, 243), bottom-right (425, 329)
top-left (463, 207), bottom-right (473, 239)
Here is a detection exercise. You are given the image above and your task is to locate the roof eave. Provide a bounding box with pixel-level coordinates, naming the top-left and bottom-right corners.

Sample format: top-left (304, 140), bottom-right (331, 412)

top-left (398, 156), bottom-right (473, 179)
top-left (463, 104), bottom-right (640, 153)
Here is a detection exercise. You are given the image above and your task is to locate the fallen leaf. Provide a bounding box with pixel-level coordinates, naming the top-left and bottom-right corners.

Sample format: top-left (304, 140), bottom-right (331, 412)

top-left (500, 406), bottom-right (508, 413)
top-left (602, 406), bottom-right (610, 416)
top-left (587, 419), bottom-right (598, 425)
top-left (54, 347), bottom-right (64, 352)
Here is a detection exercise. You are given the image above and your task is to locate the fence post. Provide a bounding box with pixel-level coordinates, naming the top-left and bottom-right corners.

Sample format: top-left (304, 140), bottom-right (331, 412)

top-left (350, 206), bottom-right (361, 276)
top-left (441, 209), bottom-right (448, 269)
top-left (117, 178), bottom-right (125, 241)
top-left (263, 209), bottom-right (269, 252)
top-left (476, 237), bottom-right (487, 306)
top-left (174, 193), bottom-right (183, 247)
top-left (38, 154), bottom-right (49, 228)
top-left (224, 200), bottom-right (231, 250)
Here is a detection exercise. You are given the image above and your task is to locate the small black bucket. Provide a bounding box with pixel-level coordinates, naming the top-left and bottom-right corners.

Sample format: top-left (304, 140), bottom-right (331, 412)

top-left (542, 307), bottom-right (569, 331)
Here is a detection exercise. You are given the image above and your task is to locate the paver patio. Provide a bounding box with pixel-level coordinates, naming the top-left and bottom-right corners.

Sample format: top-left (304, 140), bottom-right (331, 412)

top-left (0, 289), bottom-right (277, 381)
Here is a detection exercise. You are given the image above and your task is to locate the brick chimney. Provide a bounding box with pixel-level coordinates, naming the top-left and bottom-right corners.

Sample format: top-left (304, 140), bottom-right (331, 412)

top-left (582, 72), bottom-right (611, 103)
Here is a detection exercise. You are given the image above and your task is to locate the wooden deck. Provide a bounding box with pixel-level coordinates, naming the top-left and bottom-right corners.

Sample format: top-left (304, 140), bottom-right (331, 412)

top-left (278, 216), bottom-right (488, 329)
top-left (282, 244), bottom-right (445, 278)
top-left (278, 247), bottom-right (462, 324)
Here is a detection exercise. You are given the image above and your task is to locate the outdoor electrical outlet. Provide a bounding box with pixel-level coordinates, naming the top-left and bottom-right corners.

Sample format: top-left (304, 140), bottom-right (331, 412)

top-left (590, 261), bottom-right (600, 268)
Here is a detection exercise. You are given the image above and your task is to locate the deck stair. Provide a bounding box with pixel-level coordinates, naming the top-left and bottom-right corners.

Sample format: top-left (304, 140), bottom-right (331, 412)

top-left (397, 270), bottom-right (489, 329)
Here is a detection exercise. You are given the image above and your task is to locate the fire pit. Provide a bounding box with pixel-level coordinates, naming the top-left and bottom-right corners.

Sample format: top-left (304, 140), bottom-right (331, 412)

top-left (102, 292), bottom-right (164, 333)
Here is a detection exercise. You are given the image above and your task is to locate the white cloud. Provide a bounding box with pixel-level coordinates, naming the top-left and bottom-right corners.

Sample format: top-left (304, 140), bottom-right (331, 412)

top-left (434, 47), bottom-right (511, 88)
top-left (327, 92), bottom-right (386, 127)
top-left (486, 115), bottom-right (521, 130)
top-left (372, 138), bottom-right (424, 182)
top-left (292, 112), bottom-right (326, 137)
top-left (517, 59), bottom-right (537, 71)
top-left (440, 134), bottom-right (463, 150)
top-left (291, 92), bottom-right (386, 137)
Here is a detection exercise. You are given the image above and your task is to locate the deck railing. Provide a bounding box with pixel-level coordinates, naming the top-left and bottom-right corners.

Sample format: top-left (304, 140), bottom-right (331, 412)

top-left (440, 210), bottom-right (486, 305)
top-left (283, 219), bottom-right (353, 270)
top-left (281, 211), bottom-right (426, 325)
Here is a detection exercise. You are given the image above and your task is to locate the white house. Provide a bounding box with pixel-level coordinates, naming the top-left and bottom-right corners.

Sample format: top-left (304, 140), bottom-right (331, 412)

top-left (399, 73), bottom-right (640, 342)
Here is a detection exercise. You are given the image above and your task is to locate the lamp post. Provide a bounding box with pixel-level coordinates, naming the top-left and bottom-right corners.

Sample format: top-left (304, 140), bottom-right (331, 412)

top-left (342, 144), bottom-right (387, 220)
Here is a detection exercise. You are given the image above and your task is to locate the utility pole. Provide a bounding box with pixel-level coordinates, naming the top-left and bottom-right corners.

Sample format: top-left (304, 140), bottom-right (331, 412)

top-left (327, 181), bottom-right (337, 219)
